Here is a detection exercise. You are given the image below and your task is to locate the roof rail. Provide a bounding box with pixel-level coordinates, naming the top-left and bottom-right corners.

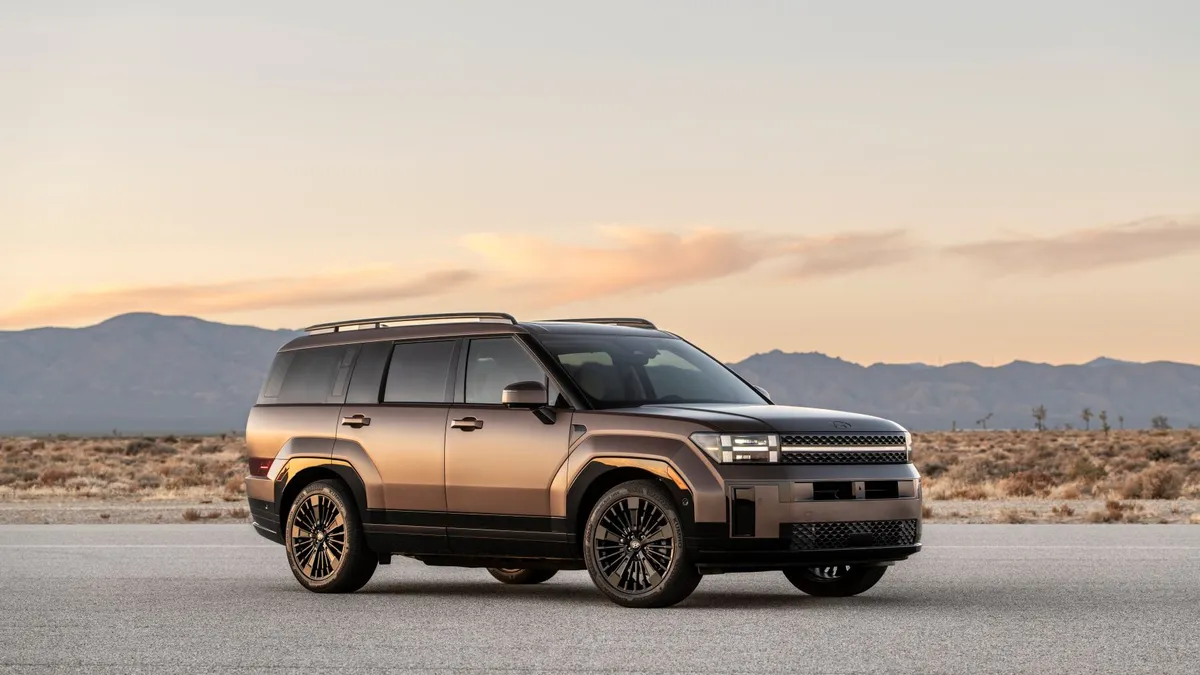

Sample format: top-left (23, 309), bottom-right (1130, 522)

top-left (303, 312), bottom-right (517, 334)
top-left (540, 317), bottom-right (657, 329)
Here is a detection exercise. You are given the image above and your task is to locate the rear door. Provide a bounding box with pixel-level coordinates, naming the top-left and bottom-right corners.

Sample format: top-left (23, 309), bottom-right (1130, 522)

top-left (335, 338), bottom-right (459, 554)
top-left (444, 336), bottom-right (573, 553)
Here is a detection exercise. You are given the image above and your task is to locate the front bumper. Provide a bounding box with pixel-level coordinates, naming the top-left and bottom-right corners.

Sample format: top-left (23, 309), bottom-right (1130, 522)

top-left (687, 466), bottom-right (923, 573)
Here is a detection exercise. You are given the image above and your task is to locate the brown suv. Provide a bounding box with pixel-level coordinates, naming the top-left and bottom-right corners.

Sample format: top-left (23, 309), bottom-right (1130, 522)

top-left (245, 312), bottom-right (922, 608)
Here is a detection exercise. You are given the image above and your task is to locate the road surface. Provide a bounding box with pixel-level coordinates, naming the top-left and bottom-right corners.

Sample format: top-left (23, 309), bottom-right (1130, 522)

top-left (1, 524), bottom-right (1197, 674)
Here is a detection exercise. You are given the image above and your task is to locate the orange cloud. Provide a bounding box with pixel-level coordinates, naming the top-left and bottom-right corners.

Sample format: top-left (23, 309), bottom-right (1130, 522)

top-left (0, 268), bottom-right (477, 329)
top-left (946, 216), bottom-right (1200, 275)
top-left (0, 226), bottom-right (928, 328)
top-left (462, 226), bottom-right (923, 305)
top-left (783, 230), bottom-right (924, 279)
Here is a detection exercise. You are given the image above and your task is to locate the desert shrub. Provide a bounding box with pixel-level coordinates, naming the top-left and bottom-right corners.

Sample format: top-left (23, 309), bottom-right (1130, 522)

top-left (1069, 458), bottom-right (1107, 483)
top-left (195, 444), bottom-right (222, 455)
top-left (1139, 465), bottom-right (1184, 499)
top-left (1001, 470), bottom-right (1056, 497)
top-left (995, 509), bottom-right (1028, 524)
top-left (182, 509), bottom-right (202, 522)
top-left (38, 467), bottom-right (76, 486)
top-left (1050, 482), bottom-right (1083, 499)
top-left (226, 508), bottom-right (249, 519)
top-left (1087, 500), bottom-right (1129, 523)
top-left (1051, 504), bottom-right (1075, 517)
top-left (124, 439), bottom-right (153, 455)
top-left (920, 460), bottom-right (949, 478)
top-left (136, 473), bottom-right (163, 489)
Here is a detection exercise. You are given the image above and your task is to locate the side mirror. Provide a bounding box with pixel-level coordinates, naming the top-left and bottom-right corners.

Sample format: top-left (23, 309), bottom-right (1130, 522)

top-left (501, 381), bottom-right (548, 408)
top-left (752, 384), bottom-right (772, 402)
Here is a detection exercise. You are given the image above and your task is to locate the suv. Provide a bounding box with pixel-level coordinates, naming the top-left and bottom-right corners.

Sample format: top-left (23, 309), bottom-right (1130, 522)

top-left (245, 312), bottom-right (922, 608)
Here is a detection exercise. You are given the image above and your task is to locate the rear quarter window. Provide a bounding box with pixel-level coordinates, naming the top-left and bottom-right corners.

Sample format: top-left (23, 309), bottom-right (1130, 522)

top-left (258, 345), bottom-right (358, 405)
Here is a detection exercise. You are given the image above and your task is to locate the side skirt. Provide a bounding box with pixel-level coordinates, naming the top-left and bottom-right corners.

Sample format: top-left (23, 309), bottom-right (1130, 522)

top-left (361, 509), bottom-right (581, 562)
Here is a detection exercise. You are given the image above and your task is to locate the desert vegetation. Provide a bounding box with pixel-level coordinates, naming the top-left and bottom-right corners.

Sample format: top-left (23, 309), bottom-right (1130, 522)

top-left (0, 434), bottom-right (248, 518)
top-left (1, 429), bottom-right (1198, 523)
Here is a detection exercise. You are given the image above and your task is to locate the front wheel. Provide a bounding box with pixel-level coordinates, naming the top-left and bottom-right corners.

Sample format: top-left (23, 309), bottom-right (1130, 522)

top-left (285, 479), bottom-right (377, 593)
top-left (487, 568), bottom-right (558, 585)
top-left (583, 480), bottom-right (701, 608)
top-left (782, 564), bottom-right (887, 597)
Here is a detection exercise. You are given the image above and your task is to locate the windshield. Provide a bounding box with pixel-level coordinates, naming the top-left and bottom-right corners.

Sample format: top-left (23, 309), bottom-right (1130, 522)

top-left (534, 334), bottom-right (766, 409)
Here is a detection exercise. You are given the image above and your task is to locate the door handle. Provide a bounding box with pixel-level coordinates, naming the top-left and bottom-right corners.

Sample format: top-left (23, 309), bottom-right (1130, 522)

top-left (450, 417), bottom-right (484, 431)
top-left (341, 414), bottom-right (371, 428)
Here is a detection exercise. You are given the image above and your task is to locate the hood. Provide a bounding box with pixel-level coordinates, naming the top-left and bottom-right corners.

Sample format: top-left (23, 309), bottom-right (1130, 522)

top-left (608, 403), bottom-right (905, 434)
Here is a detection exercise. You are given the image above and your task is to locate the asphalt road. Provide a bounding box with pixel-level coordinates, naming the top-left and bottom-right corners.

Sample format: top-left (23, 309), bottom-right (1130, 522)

top-left (1, 524), bottom-right (1197, 675)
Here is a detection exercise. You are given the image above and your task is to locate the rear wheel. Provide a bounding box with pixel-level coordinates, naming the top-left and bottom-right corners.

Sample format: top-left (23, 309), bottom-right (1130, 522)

top-left (583, 479), bottom-right (700, 608)
top-left (285, 479), bottom-right (377, 593)
top-left (486, 568), bottom-right (558, 585)
top-left (782, 564), bottom-right (886, 597)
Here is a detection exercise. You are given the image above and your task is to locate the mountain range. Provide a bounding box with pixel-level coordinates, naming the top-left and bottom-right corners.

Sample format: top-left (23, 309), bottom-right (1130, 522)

top-left (1, 313), bottom-right (1196, 433)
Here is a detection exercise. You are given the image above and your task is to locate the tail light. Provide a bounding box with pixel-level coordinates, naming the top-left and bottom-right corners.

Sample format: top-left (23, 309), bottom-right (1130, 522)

top-left (249, 458), bottom-right (273, 478)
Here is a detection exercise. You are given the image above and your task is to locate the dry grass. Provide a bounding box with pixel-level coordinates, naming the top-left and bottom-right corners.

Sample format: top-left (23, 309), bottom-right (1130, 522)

top-left (1, 429), bottom-right (1198, 514)
top-left (0, 435), bottom-right (248, 503)
top-left (916, 429), bottom-right (1200, 501)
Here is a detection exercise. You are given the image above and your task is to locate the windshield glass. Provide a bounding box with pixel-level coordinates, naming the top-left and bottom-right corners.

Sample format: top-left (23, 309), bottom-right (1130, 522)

top-left (534, 334), bottom-right (766, 409)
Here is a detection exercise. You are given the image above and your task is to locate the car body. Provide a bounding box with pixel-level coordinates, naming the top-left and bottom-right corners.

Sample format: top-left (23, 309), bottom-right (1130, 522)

top-left (245, 312), bottom-right (922, 607)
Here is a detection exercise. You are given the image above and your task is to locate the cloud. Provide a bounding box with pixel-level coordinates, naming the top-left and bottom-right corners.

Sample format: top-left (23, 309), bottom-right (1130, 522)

top-left (0, 226), bottom-right (928, 327)
top-left (782, 230), bottom-right (925, 279)
top-left (462, 226), bottom-right (921, 306)
top-left (0, 267), bottom-right (477, 328)
top-left (946, 216), bottom-right (1200, 275)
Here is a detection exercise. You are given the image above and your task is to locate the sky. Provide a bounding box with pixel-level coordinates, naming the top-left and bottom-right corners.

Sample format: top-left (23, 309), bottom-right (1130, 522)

top-left (2, 1), bottom-right (1198, 365)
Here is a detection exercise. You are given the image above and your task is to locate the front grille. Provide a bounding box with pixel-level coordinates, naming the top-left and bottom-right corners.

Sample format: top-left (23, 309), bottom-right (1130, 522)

top-left (788, 519), bottom-right (920, 550)
top-left (780, 433), bottom-right (906, 447)
top-left (780, 450), bottom-right (909, 465)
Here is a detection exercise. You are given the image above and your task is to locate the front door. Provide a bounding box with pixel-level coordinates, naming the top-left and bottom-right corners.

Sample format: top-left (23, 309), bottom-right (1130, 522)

top-left (445, 336), bottom-right (572, 555)
top-left (336, 338), bottom-right (458, 554)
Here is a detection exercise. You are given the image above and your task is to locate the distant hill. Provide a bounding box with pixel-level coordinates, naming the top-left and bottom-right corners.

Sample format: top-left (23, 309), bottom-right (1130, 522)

top-left (0, 314), bottom-right (1197, 433)
top-left (729, 350), bottom-right (1200, 431)
top-left (0, 314), bottom-right (300, 434)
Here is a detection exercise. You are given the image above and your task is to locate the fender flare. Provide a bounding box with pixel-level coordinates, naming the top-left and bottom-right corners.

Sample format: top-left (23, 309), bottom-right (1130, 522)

top-left (565, 455), bottom-right (696, 536)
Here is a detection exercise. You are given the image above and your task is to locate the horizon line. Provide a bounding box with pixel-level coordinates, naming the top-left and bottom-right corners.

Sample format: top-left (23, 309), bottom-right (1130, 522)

top-left (3, 311), bottom-right (1198, 370)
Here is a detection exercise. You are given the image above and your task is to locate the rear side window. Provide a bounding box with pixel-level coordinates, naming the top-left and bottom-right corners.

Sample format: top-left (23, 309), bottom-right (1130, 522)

top-left (383, 340), bottom-right (456, 403)
top-left (260, 345), bottom-right (357, 405)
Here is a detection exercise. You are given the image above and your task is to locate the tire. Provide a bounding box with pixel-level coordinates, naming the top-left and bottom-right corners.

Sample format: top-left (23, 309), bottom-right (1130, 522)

top-left (486, 568), bottom-right (558, 585)
top-left (582, 479), bottom-right (701, 608)
top-left (285, 479), bottom-right (377, 593)
top-left (782, 564), bottom-right (887, 597)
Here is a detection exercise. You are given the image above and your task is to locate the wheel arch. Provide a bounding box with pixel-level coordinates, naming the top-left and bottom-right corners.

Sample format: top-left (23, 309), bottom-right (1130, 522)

top-left (566, 457), bottom-right (695, 554)
top-left (275, 459), bottom-right (369, 538)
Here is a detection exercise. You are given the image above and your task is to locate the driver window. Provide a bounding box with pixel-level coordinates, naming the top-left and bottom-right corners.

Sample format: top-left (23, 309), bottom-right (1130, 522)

top-left (464, 337), bottom-right (547, 404)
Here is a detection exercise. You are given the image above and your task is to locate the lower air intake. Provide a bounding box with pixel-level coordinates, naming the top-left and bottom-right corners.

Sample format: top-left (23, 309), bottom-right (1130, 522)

top-left (788, 519), bottom-right (920, 550)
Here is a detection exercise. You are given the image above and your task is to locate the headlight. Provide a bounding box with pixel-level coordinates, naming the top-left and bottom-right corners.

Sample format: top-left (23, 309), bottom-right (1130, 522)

top-left (904, 430), bottom-right (913, 460)
top-left (690, 433), bottom-right (780, 464)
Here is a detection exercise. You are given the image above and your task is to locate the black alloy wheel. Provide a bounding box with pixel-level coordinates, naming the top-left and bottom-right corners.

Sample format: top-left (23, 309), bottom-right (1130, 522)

top-left (285, 479), bottom-right (377, 593)
top-left (583, 480), bottom-right (701, 608)
top-left (486, 568), bottom-right (559, 585)
top-left (782, 564), bottom-right (887, 597)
